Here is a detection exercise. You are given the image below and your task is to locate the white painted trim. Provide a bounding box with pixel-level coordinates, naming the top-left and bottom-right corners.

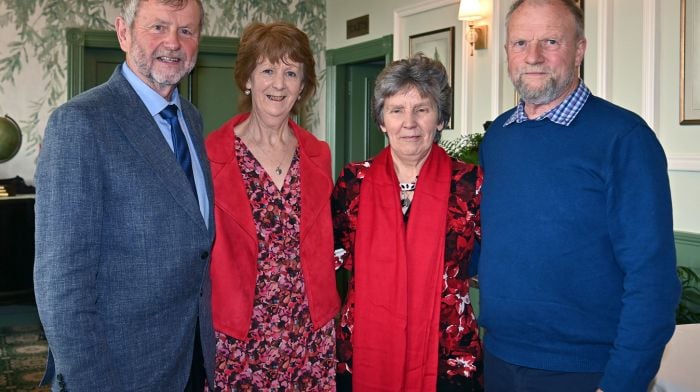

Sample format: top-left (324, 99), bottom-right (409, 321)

top-left (641, 0), bottom-right (657, 131)
top-left (392, 0), bottom-right (460, 60)
top-left (392, 0), bottom-right (461, 129)
top-left (490, 0), bottom-right (503, 120)
top-left (668, 154), bottom-right (700, 172)
top-left (460, 20), bottom-right (471, 135)
top-left (395, 0), bottom-right (458, 17)
top-left (595, 0), bottom-right (611, 99)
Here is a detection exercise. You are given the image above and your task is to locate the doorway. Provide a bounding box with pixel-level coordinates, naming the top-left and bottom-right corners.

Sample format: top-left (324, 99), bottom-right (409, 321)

top-left (343, 62), bottom-right (385, 167)
top-left (326, 36), bottom-right (392, 300)
top-left (326, 35), bottom-right (393, 175)
top-left (66, 29), bottom-right (239, 135)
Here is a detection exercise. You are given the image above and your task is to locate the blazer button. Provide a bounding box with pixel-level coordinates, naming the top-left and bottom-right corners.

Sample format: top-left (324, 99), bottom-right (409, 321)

top-left (200, 251), bottom-right (209, 260)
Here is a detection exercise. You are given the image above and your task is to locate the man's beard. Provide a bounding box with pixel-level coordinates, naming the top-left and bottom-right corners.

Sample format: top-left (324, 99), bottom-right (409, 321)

top-left (131, 44), bottom-right (196, 88)
top-left (512, 67), bottom-right (576, 105)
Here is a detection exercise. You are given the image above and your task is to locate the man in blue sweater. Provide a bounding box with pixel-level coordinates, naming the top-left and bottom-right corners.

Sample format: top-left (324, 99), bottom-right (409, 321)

top-left (478, 0), bottom-right (680, 391)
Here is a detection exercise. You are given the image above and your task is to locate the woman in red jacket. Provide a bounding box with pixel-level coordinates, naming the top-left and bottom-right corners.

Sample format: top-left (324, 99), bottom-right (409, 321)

top-left (205, 22), bottom-right (339, 391)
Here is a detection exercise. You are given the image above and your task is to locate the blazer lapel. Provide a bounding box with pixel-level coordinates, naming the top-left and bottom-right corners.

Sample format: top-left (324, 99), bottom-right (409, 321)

top-left (208, 119), bottom-right (257, 244)
top-left (182, 103), bottom-right (215, 238)
top-left (293, 122), bottom-right (333, 243)
top-left (105, 67), bottom-right (206, 230)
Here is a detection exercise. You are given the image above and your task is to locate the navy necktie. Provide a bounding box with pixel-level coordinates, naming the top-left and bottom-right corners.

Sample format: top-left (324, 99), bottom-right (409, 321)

top-left (160, 105), bottom-right (197, 198)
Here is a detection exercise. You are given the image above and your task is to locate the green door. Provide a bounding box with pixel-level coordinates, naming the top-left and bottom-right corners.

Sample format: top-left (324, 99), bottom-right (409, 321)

top-left (333, 63), bottom-right (385, 301)
top-left (73, 30), bottom-right (238, 137)
top-left (183, 52), bottom-right (239, 135)
top-left (84, 47), bottom-right (123, 89)
top-left (337, 63), bottom-right (385, 173)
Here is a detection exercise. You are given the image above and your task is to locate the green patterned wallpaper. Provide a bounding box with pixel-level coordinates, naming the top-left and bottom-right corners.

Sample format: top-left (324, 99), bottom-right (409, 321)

top-left (0, 0), bottom-right (326, 182)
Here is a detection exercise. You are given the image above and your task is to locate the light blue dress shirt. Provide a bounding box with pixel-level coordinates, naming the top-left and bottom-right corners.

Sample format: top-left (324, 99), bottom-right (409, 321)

top-left (121, 63), bottom-right (210, 227)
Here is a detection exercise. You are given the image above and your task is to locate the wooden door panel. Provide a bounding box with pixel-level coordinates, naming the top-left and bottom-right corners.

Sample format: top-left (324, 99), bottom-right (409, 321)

top-left (85, 47), bottom-right (124, 89)
top-left (70, 29), bottom-right (238, 138)
top-left (345, 63), bottom-right (385, 163)
top-left (189, 53), bottom-right (238, 135)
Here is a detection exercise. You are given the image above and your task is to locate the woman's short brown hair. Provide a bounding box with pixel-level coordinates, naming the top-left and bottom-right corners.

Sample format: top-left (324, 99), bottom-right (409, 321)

top-left (234, 21), bottom-right (317, 115)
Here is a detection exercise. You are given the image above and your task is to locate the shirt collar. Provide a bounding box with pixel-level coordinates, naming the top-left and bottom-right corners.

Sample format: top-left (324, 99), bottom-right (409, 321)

top-left (504, 80), bottom-right (590, 127)
top-left (120, 62), bottom-right (181, 116)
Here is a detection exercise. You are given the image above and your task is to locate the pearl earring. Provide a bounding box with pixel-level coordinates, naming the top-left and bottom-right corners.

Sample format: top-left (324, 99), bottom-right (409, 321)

top-left (244, 89), bottom-right (251, 96)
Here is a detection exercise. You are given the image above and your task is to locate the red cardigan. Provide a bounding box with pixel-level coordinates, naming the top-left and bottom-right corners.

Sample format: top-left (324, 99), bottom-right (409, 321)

top-left (205, 113), bottom-right (340, 340)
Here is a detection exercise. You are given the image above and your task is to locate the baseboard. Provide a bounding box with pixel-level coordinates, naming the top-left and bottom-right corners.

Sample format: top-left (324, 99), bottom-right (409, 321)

top-left (675, 231), bottom-right (700, 269)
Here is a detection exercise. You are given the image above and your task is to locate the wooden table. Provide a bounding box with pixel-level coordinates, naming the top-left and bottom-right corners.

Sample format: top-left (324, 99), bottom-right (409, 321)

top-left (0, 194), bottom-right (35, 295)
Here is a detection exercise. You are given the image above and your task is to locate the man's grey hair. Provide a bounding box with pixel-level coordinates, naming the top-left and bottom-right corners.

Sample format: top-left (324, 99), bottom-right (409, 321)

top-left (121, 0), bottom-right (204, 32)
top-left (506, 0), bottom-right (584, 40)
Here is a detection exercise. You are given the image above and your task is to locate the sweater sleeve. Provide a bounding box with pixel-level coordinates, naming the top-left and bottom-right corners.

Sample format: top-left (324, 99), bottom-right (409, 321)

top-left (598, 122), bottom-right (680, 392)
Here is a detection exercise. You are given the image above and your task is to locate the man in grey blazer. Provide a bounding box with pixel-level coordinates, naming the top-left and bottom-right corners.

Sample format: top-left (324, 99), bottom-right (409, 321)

top-left (34, 0), bottom-right (215, 390)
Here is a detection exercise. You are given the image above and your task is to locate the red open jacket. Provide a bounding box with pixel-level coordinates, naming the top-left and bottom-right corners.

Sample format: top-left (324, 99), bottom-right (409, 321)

top-left (205, 113), bottom-right (340, 340)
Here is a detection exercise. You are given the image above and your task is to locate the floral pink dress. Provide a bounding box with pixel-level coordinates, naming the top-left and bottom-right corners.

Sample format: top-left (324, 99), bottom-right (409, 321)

top-left (208, 137), bottom-right (335, 391)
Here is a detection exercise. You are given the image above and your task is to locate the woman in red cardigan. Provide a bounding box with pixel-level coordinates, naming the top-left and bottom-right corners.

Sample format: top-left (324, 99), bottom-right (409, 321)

top-left (333, 54), bottom-right (484, 391)
top-left (204, 22), bottom-right (339, 391)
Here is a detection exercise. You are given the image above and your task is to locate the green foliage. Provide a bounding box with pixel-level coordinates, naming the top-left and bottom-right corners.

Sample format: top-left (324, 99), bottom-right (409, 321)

top-left (439, 132), bottom-right (484, 165)
top-left (0, 0), bottom-right (326, 159)
top-left (676, 266), bottom-right (700, 324)
top-left (0, 0), bottom-right (120, 158)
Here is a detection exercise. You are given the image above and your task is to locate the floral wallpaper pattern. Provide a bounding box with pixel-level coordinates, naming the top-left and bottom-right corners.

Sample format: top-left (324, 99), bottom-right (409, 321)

top-left (0, 0), bottom-right (326, 182)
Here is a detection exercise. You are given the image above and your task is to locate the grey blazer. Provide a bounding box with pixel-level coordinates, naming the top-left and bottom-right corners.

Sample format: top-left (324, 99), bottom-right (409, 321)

top-left (34, 65), bottom-right (216, 391)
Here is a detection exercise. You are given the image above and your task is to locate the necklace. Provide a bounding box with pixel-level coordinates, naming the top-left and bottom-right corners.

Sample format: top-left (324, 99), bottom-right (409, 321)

top-left (272, 146), bottom-right (295, 176)
top-left (246, 140), bottom-right (294, 177)
top-left (241, 123), bottom-right (295, 177)
top-left (399, 178), bottom-right (417, 211)
top-left (399, 182), bottom-right (417, 191)
top-left (274, 162), bottom-right (284, 176)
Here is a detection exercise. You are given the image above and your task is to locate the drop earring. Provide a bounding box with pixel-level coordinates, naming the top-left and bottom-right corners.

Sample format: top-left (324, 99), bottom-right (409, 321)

top-left (244, 89), bottom-right (251, 96)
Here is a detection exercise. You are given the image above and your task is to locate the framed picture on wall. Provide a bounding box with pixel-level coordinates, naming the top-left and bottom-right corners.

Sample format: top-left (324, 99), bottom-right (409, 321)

top-left (409, 27), bottom-right (455, 129)
top-left (575, 0), bottom-right (584, 80)
top-left (681, 0), bottom-right (700, 124)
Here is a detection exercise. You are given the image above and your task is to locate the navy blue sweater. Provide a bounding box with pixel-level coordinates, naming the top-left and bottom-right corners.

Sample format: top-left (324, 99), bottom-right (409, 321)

top-left (478, 95), bottom-right (680, 391)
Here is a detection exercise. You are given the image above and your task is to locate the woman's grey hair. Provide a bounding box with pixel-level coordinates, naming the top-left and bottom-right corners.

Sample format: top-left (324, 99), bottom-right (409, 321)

top-left (122, 0), bottom-right (204, 32)
top-left (506, 0), bottom-right (584, 40)
top-left (373, 53), bottom-right (452, 133)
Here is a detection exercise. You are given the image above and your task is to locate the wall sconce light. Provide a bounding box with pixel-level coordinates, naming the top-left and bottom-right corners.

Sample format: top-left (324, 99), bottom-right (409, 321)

top-left (458, 0), bottom-right (487, 56)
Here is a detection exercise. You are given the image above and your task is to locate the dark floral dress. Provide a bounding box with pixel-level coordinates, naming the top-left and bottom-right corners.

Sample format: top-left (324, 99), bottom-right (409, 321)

top-left (333, 157), bottom-right (484, 391)
top-left (208, 137), bottom-right (336, 392)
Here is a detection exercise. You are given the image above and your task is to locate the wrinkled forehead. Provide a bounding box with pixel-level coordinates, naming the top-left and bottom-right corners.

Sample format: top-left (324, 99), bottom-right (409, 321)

top-left (507, 3), bottom-right (576, 40)
top-left (386, 85), bottom-right (435, 106)
top-left (507, 23), bottom-right (570, 41)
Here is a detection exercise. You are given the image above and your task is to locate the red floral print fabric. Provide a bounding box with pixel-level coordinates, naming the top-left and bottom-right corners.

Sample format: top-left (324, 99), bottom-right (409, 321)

top-left (333, 157), bottom-right (483, 391)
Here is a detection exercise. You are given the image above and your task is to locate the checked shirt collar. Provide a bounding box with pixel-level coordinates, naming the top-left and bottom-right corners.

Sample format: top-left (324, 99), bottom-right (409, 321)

top-left (504, 80), bottom-right (591, 127)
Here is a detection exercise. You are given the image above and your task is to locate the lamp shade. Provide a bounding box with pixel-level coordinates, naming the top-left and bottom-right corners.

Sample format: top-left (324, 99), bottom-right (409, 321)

top-left (458, 0), bottom-right (482, 21)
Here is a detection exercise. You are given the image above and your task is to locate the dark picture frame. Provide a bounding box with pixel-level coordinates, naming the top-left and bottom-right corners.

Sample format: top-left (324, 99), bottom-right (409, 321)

top-left (681, 0), bottom-right (700, 124)
top-left (409, 27), bottom-right (455, 129)
top-left (575, 0), bottom-right (584, 80)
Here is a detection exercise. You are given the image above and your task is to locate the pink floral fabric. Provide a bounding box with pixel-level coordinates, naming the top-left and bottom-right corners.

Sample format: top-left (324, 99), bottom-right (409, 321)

top-left (207, 137), bottom-right (335, 392)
